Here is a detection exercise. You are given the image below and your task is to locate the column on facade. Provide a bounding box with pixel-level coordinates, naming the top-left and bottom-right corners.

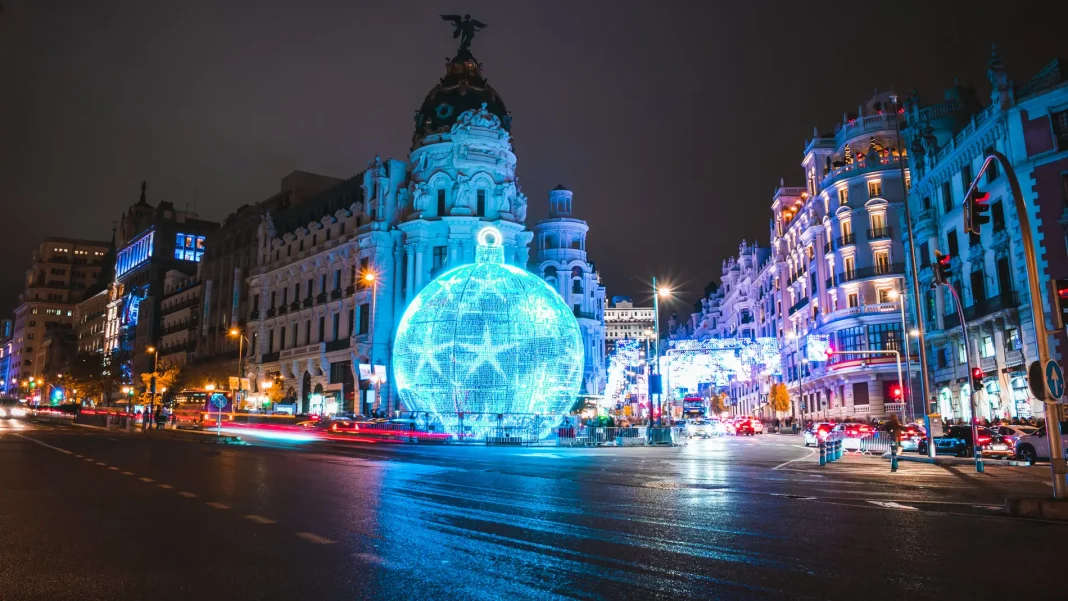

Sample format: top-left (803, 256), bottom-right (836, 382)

top-left (413, 243), bottom-right (427, 292)
top-left (404, 243), bottom-right (416, 305)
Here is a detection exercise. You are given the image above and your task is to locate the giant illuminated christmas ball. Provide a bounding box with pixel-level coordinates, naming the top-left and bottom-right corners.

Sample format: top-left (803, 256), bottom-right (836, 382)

top-left (393, 227), bottom-right (584, 420)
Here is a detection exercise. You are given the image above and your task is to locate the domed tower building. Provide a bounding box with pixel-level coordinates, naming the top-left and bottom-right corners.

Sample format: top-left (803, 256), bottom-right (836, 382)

top-left (398, 46), bottom-right (533, 303)
top-left (531, 186), bottom-right (607, 395)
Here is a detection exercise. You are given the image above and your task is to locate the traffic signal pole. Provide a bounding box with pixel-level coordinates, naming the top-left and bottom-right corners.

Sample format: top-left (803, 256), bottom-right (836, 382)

top-left (968, 151), bottom-right (1065, 496)
top-left (942, 283), bottom-right (984, 473)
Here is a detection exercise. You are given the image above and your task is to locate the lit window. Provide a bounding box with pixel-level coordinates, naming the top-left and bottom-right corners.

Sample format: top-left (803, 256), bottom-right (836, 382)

top-left (174, 233), bottom-right (206, 262)
top-left (867, 180), bottom-right (883, 198)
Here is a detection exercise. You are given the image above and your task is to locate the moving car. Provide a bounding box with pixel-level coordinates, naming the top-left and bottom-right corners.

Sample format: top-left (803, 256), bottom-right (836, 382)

top-left (0, 398), bottom-right (28, 419)
top-left (917, 425), bottom-right (1007, 458)
top-left (899, 423), bottom-right (927, 452)
top-left (296, 415), bottom-right (358, 433)
top-left (803, 423), bottom-right (836, 446)
top-left (685, 419), bottom-right (711, 439)
top-left (735, 420), bottom-right (755, 436)
top-left (1013, 421), bottom-right (1068, 465)
top-left (751, 420), bottom-right (764, 434)
top-left (708, 419), bottom-right (727, 436)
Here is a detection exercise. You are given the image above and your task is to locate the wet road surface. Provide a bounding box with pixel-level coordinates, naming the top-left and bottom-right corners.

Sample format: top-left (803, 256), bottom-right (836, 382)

top-left (1, 418), bottom-right (1064, 600)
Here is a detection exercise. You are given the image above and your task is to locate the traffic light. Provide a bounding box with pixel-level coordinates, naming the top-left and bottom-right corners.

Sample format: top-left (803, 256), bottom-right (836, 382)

top-left (1050, 279), bottom-right (1068, 331)
top-left (971, 367), bottom-right (984, 389)
top-left (965, 189), bottom-right (991, 235)
top-left (825, 347), bottom-right (835, 361)
top-left (932, 251), bottom-right (953, 286)
top-left (888, 384), bottom-right (903, 402)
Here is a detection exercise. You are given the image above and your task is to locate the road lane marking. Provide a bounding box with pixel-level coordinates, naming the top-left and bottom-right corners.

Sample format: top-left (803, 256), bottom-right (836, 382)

top-left (107, 466), bottom-right (119, 471)
top-left (206, 502), bottom-right (230, 510)
top-left (868, 501), bottom-right (918, 511)
top-left (121, 471), bottom-right (134, 476)
top-left (157, 484), bottom-right (175, 490)
top-left (95, 462), bottom-right (107, 466)
top-left (139, 477), bottom-right (154, 483)
top-left (244, 514), bottom-right (277, 525)
top-left (83, 458), bottom-right (94, 462)
top-left (772, 447), bottom-right (817, 470)
top-left (178, 492), bottom-right (197, 498)
top-left (12, 434), bottom-right (76, 455)
top-left (296, 532), bottom-right (336, 545)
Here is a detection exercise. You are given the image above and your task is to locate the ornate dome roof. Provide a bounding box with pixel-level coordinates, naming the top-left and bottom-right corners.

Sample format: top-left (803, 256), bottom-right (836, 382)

top-left (413, 50), bottom-right (510, 146)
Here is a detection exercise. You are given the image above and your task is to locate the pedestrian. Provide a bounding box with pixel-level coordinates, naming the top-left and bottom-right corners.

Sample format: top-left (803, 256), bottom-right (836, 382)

top-left (153, 405), bottom-right (163, 430)
top-left (141, 407), bottom-right (150, 432)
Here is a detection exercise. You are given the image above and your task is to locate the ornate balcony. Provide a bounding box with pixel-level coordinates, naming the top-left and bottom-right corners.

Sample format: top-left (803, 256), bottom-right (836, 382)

top-left (836, 233), bottom-right (856, 247)
top-left (866, 227), bottom-right (892, 241)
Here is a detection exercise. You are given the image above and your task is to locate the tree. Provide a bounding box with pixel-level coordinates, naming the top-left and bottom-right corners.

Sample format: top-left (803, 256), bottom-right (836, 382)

top-left (769, 383), bottom-right (791, 414)
top-left (711, 391), bottom-right (728, 414)
top-left (140, 361), bottom-right (183, 406)
top-left (65, 349), bottom-right (131, 406)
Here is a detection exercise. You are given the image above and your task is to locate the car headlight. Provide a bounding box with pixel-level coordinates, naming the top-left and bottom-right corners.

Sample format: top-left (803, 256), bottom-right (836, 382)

top-left (0, 408), bottom-right (7, 417)
top-left (12, 408), bottom-right (27, 417)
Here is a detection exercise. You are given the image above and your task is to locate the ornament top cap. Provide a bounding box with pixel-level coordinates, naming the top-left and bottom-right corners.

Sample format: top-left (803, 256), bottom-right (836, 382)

top-left (476, 226), bottom-right (505, 264)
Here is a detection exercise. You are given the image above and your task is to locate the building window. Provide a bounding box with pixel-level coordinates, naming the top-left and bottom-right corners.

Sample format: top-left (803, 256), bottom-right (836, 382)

top-left (958, 342), bottom-right (967, 365)
top-left (847, 292), bottom-right (859, 308)
top-left (437, 189), bottom-right (446, 216)
top-left (922, 196), bottom-right (931, 210)
top-left (877, 288), bottom-right (891, 304)
top-left (942, 181), bottom-right (953, 213)
top-left (874, 250), bottom-right (890, 273)
top-left (173, 233), bottom-right (205, 262)
top-left (432, 246), bottom-right (447, 275)
top-left (279, 326), bottom-right (286, 350)
top-left (1054, 110), bottom-right (1068, 148)
top-left (476, 190), bottom-right (486, 217)
top-left (333, 269), bottom-right (341, 290)
top-left (868, 322), bottom-right (903, 351)
top-left (985, 147), bottom-right (999, 182)
top-left (991, 200), bottom-right (1005, 232)
top-left (1005, 328), bottom-right (1021, 352)
top-left (947, 229), bottom-right (959, 257)
top-left (867, 180), bottom-right (882, 198)
top-left (838, 188), bottom-right (848, 205)
top-left (332, 314), bottom-right (339, 341)
top-left (937, 347), bottom-right (948, 369)
top-left (961, 164), bottom-right (973, 190)
top-left (980, 336), bottom-right (995, 358)
top-left (358, 303), bottom-right (370, 335)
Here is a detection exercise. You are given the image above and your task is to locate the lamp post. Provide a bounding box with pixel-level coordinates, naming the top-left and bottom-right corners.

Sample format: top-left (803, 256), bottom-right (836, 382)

top-left (787, 332), bottom-right (804, 425)
top-left (206, 382), bottom-right (220, 436)
top-left (146, 346), bottom-right (159, 425)
top-left (363, 269), bottom-right (379, 416)
top-left (261, 380), bottom-right (273, 412)
top-left (888, 288), bottom-right (914, 422)
top-left (652, 278), bottom-right (671, 426)
top-left (229, 328), bottom-right (250, 412)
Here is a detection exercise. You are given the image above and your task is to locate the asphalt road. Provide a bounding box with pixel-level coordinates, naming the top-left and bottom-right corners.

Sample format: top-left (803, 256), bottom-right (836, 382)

top-left (1, 417), bottom-right (1065, 601)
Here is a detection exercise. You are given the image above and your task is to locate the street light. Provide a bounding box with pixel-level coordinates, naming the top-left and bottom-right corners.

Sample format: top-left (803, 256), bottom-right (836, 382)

top-left (229, 328), bottom-right (250, 412)
top-left (888, 288), bottom-right (914, 422)
top-left (362, 269), bottom-right (380, 416)
top-left (146, 346), bottom-right (159, 423)
top-left (786, 331), bottom-right (804, 424)
top-left (651, 277), bottom-right (671, 426)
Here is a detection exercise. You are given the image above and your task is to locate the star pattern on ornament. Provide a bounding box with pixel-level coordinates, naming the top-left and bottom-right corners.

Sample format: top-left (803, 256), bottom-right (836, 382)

top-left (410, 329), bottom-right (455, 381)
top-left (458, 325), bottom-right (517, 377)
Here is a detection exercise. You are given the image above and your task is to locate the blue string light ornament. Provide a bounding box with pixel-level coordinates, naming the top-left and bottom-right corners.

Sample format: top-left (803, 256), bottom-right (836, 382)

top-left (393, 226), bottom-right (583, 439)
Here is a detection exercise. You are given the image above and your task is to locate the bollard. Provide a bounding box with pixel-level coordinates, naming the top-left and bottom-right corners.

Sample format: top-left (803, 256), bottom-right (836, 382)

top-left (890, 441), bottom-right (899, 472)
top-left (818, 440), bottom-right (827, 466)
top-left (833, 438), bottom-right (841, 461)
top-left (828, 439), bottom-right (835, 462)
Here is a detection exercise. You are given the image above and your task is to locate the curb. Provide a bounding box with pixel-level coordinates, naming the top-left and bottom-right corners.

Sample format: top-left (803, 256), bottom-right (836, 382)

top-left (65, 420), bottom-right (243, 445)
top-left (1005, 497), bottom-right (1068, 521)
top-left (881, 452), bottom-right (1031, 467)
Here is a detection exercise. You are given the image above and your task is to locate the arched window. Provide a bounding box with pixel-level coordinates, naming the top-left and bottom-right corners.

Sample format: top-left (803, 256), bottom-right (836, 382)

top-left (544, 266), bottom-right (557, 279)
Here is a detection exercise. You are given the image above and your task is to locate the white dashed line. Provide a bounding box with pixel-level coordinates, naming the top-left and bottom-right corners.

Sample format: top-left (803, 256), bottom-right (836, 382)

top-left (83, 458), bottom-right (94, 462)
top-left (139, 477), bottom-right (154, 483)
top-left (95, 462), bottom-right (107, 466)
top-left (867, 501), bottom-right (919, 511)
top-left (296, 532), bottom-right (336, 545)
top-left (107, 466), bottom-right (119, 471)
top-left (121, 471), bottom-right (134, 476)
top-left (178, 492), bottom-right (197, 498)
top-left (157, 484), bottom-right (175, 490)
top-left (206, 502), bottom-right (230, 510)
top-left (244, 514), bottom-right (277, 525)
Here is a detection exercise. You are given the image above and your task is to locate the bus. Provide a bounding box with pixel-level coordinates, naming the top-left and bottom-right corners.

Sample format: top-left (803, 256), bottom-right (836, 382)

top-left (683, 397), bottom-right (707, 418)
top-left (172, 389), bottom-right (233, 429)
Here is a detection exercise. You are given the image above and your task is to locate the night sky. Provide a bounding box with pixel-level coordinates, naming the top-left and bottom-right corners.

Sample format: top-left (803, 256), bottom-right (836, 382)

top-left (2, 1), bottom-right (1066, 320)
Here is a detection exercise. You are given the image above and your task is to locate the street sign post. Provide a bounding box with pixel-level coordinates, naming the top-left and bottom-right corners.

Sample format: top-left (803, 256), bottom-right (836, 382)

top-left (1045, 360), bottom-right (1065, 401)
top-left (211, 393), bottom-right (228, 436)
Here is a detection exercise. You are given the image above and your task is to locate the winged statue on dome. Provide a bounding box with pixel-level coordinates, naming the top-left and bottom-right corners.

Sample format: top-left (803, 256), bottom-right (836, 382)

top-left (440, 14), bottom-right (487, 53)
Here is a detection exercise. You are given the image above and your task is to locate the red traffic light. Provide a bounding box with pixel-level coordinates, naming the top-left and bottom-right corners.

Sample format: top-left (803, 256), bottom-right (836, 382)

top-left (889, 385), bottom-right (903, 400)
top-left (971, 367), bottom-right (983, 379)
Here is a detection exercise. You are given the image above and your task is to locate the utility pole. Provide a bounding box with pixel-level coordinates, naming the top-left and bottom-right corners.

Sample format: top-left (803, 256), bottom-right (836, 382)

top-left (892, 95), bottom-right (935, 457)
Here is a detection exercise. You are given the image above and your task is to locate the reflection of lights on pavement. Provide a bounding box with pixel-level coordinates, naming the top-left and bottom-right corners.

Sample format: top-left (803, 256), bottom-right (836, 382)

top-left (218, 427), bottom-right (316, 442)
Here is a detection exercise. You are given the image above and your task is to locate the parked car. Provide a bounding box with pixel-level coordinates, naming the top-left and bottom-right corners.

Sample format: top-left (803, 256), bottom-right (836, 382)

top-left (994, 425), bottom-right (1038, 453)
top-left (917, 425), bottom-right (1008, 458)
top-left (803, 423), bottom-right (836, 446)
top-left (899, 423), bottom-right (927, 452)
top-left (1013, 422), bottom-right (1068, 465)
top-left (831, 423), bottom-right (873, 450)
top-left (751, 420), bottom-right (764, 434)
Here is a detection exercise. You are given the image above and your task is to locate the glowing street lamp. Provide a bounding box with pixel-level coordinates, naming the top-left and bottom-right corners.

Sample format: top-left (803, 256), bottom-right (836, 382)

top-left (362, 269), bottom-right (380, 415)
top-left (888, 288), bottom-right (914, 420)
top-left (651, 277), bottom-right (672, 426)
top-left (229, 328), bottom-right (250, 411)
